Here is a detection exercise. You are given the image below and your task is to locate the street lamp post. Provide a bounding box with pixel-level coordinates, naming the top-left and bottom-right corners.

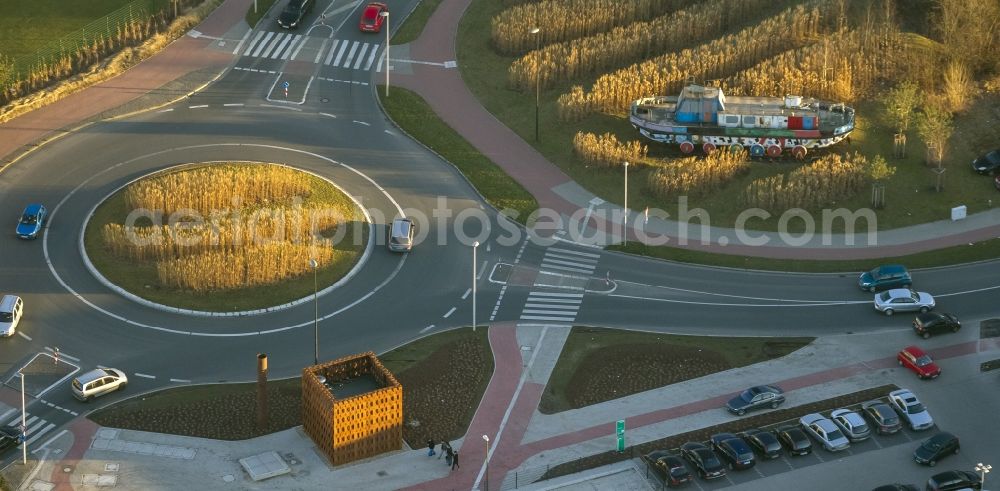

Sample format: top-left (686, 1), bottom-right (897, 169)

top-left (976, 463), bottom-right (992, 488)
top-left (310, 258), bottom-right (319, 365)
top-left (472, 241), bottom-right (479, 332)
top-left (19, 371), bottom-right (26, 464)
top-left (482, 434), bottom-right (491, 491)
top-left (623, 161), bottom-right (629, 246)
top-left (530, 27), bottom-right (540, 142)
top-left (382, 11), bottom-right (390, 97)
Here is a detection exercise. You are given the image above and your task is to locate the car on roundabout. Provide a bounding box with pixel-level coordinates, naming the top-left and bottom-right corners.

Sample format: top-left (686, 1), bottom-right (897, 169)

top-left (799, 413), bottom-right (850, 451)
top-left (829, 408), bottom-right (871, 442)
top-left (858, 264), bottom-right (911, 292)
top-left (897, 345), bottom-right (941, 379)
top-left (642, 450), bottom-right (692, 487)
top-left (874, 288), bottom-right (935, 316)
top-left (725, 385), bottom-right (784, 416)
top-left (679, 441), bottom-right (726, 480)
top-left (912, 312), bottom-right (961, 338)
top-left (888, 389), bottom-right (934, 431)
top-left (71, 368), bottom-right (128, 402)
top-left (773, 425), bottom-right (812, 456)
top-left (15, 203), bottom-right (47, 239)
top-left (740, 428), bottom-right (782, 459)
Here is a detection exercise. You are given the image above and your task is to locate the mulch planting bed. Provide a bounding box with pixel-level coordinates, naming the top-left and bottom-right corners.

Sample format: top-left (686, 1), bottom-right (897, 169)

top-left (538, 384), bottom-right (898, 482)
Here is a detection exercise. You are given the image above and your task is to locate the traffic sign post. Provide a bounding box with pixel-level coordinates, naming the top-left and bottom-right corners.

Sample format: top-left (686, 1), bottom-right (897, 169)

top-left (615, 419), bottom-right (625, 453)
top-left (283, 81), bottom-right (289, 99)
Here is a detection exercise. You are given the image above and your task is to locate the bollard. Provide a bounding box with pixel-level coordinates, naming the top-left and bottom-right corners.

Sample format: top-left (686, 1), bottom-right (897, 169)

top-left (256, 353), bottom-right (268, 430)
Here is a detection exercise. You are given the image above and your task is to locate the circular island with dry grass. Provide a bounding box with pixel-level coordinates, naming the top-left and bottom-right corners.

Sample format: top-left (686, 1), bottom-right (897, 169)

top-left (83, 162), bottom-right (367, 312)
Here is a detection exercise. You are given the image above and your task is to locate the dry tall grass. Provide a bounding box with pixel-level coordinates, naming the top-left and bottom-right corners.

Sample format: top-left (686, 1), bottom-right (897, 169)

top-left (157, 243), bottom-right (338, 291)
top-left (572, 132), bottom-right (647, 169)
top-left (743, 153), bottom-right (868, 212)
top-left (508, 0), bottom-right (799, 91)
top-left (647, 150), bottom-right (750, 198)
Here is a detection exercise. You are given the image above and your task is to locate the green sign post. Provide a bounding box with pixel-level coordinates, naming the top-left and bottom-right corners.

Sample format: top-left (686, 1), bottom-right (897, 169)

top-left (616, 419), bottom-right (625, 452)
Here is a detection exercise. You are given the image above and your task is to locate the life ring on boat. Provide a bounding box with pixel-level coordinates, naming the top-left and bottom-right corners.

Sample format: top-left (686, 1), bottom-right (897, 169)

top-left (679, 141), bottom-right (695, 154)
top-left (729, 144), bottom-right (743, 154)
top-left (766, 144), bottom-right (782, 157)
top-left (750, 144), bottom-right (766, 157)
top-left (792, 145), bottom-right (807, 160)
top-left (702, 142), bottom-right (716, 154)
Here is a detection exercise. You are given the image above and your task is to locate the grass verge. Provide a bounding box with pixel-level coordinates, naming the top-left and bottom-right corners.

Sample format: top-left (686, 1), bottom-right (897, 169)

top-left (609, 236), bottom-right (1000, 273)
top-left (379, 85), bottom-right (538, 223)
top-left (245, 0), bottom-right (278, 28)
top-left (540, 327), bottom-right (813, 414)
top-left (83, 163), bottom-right (366, 312)
top-left (390, 0), bottom-right (444, 45)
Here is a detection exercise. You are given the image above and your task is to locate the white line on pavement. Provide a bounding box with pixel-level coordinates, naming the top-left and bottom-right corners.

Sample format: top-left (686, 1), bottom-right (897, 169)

top-left (170, 378), bottom-right (191, 383)
top-left (223, 103), bottom-right (244, 107)
top-left (33, 430), bottom-right (67, 453)
top-left (18, 332), bottom-right (31, 341)
top-left (134, 373), bottom-right (155, 379)
top-left (419, 325), bottom-right (435, 334)
top-left (352, 120), bottom-right (370, 126)
top-left (443, 307), bottom-right (456, 318)
top-left (462, 288), bottom-right (472, 300)
top-left (319, 112), bottom-right (337, 118)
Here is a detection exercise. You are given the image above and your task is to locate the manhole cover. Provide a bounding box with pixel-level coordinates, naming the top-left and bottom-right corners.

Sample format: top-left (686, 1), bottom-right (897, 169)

top-left (222, 474), bottom-right (235, 482)
top-left (320, 97), bottom-right (330, 103)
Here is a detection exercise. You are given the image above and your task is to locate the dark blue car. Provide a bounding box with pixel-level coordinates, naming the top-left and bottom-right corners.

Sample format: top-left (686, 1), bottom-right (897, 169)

top-left (858, 264), bottom-right (911, 292)
top-left (16, 204), bottom-right (47, 239)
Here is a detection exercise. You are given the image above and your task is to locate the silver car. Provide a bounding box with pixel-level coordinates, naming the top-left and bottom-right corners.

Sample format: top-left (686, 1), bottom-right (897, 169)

top-left (799, 413), bottom-right (850, 451)
top-left (829, 408), bottom-right (871, 442)
top-left (873, 288), bottom-right (935, 316)
top-left (888, 389), bottom-right (934, 431)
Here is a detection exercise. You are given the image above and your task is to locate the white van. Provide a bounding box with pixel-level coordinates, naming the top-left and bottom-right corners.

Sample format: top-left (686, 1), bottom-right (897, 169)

top-left (71, 368), bottom-right (128, 402)
top-left (0, 295), bottom-right (23, 337)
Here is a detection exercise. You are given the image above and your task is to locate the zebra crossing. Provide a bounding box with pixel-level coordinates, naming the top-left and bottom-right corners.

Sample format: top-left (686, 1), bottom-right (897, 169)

top-left (240, 31), bottom-right (382, 71)
top-left (0, 409), bottom-right (57, 448)
top-left (518, 246), bottom-right (601, 324)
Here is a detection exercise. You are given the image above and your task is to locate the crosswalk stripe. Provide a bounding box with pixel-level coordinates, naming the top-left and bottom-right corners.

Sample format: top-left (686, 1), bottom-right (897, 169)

top-left (363, 44), bottom-right (380, 70)
top-left (342, 41), bottom-right (360, 67)
top-left (528, 292), bottom-right (584, 299)
top-left (333, 39), bottom-right (350, 66)
top-left (523, 297), bottom-right (582, 304)
top-left (549, 247), bottom-right (601, 259)
top-left (540, 264), bottom-right (594, 274)
top-left (251, 32), bottom-right (275, 57)
top-left (519, 315), bottom-right (574, 322)
top-left (324, 40), bottom-right (339, 65)
top-left (545, 252), bottom-right (599, 265)
top-left (543, 257), bottom-right (596, 269)
top-left (289, 34), bottom-right (307, 60)
top-left (524, 303), bottom-right (579, 310)
top-left (279, 34), bottom-right (301, 59)
top-left (260, 33), bottom-right (284, 58)
top-left (353, 43), bottom-right (371, 69)
top-left (270, 34), bottom-right (293, 59)
top-left (243, 30), bottom-right (265, 56)
top-left (25, 423), bottom-right (55, 446)
top-left (522, 310), bottom-right (575, 317)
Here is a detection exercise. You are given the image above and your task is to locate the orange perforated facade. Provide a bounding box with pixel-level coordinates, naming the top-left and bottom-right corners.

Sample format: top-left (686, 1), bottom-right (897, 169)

top-left (302, 351), bottom-right (403, 465)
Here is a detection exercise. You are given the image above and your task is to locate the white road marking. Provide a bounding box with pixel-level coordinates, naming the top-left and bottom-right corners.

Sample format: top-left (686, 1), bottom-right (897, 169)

top-left (231, 29), bottom-right (251, 55)
top-left (243, 30), bottom-right (265, 55)
top-left (134, 373), bottom-right (155, 379)
top-left (170, 378), bottom-right (191, 383)
top-left (332, 39), bottom-right (349, 66)
top-left (461, 288), bottom-right (471, 300)
top-left (271, 34), bottom-right (293, 59)
top-left (260, 33), bottom-right (286, 58)
top-left (352, 120), bottom-right (370, 126)
top-left (319, 112), bottom-right (337, 118)
top-left (419, 324), bottom-right (435, 334)
top-left (289, 34), bottom-right (308, 60)
top-left (189, 105), bottom-right (208, 109)
top-left (157, 108), bottom-right (174, 113)
top-left (223, 103), bottom-right (244, 107)
top-left (443, 307), bottom-right (456, 318)
top-left (18, 332), bottom-right (31, 341)
top-left (342, 41), bottom-right (360, 67)
top-left (364, 44), bottom-right (380, 70)
top-left (259, 104), bottom-right (303, 111)
top-left (251, 32), bottom-right (274, 57)
top-left (323, 40), bottom-right (339, 65)
top-left (353, 43), bottom-right (370, 69)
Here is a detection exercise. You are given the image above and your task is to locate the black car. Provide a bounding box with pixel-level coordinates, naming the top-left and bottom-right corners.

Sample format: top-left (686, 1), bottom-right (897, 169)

top-left (926, 469), bottom-right (982, 490)
top-left (912, 312), bottom-right (961, 339)
top-left (725, 385), bottom-right (784, 416)
top-left (861, 400), bottom-right (903, 435)
top-left (709, 433), bottom-right (755, 470)
top-left (741, 428), bottom-right (782, 459)
top-left (972, 148), bottom-right (1000, 174)
top-left (872, 485), bottom-right (919, 491)
top-left (643, 450), bottom-right (693, 487)
top-left (277, 0), bottom-right (313, 29)
top-left (680, 442), bottom-right (726, 480)
top-left (913, 432), bottom-right (960, 466)
top-left (774, 425), bottom-right (812, 456)
top-left (0, 425), bottom-right (22, 452)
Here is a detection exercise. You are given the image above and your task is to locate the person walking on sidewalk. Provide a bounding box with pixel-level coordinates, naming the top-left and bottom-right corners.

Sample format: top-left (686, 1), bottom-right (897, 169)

top-left (438, 440), bottom-right (451, 459)
top-left (426, 439), bottom-right (436, 457)
top-left (445, 446), bottom-right (455, 466)
top-left (451, 451), bottom-right (460, 470)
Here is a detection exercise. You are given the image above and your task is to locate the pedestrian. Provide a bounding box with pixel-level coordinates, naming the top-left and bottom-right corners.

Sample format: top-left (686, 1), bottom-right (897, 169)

top-left (426, 439), bottom-right (436, 457)
top-left (451, 451), bottom-right (460, 470)
top-left (438, 440), bottom-right (451, 459)
top-left (445, 446), bottom-right (454, 466)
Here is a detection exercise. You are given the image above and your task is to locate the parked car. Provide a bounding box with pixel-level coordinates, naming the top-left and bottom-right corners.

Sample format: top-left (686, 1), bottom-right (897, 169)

top-left (679, 442), bottom-right (726, 480)
top-left (799, 413), bottom-right (850, 451)
top-left (276, 0), bottom-right (313, 29)
top-left (888, 389), bottom-right (934, 431)
top-left (709, 433), bottom-right (755, 470)
top-left (871, 485), bottom-right (918, 491)
top-left (971, 148), bottom-right (1000, 174)
top-left (643, 450), bottom-right (693, 487)
top-left (774, 425), bottom-right (812, 456)
top-left (898, 345), bottom-right (942, 379)
top-left (925, 469), bottom-right (982, 490)
top-left (913, 432), bottom-right (960, 467)
top-left (741, 428), bottom-right (782, 459)
top-left (0, 425), bottom-right (23, 453)
top-left (861, 400), bottom-right (903, 435)
top-left (829, 408), bottom-right (871, 442)
top-left (358, 2), bottom-right (388, 32)
top-left (15, 203), bottom-right (47, 239)
top-left (874, 288), bottom-right (935, 316)
top-left (858, 264), bottom-right (911, 292)
top-left (912, 312), bottom-right (960, 339)
top-left (725, 385), bottom-right (784, 416)
top-left (71, 368), bottom-right (128, 402)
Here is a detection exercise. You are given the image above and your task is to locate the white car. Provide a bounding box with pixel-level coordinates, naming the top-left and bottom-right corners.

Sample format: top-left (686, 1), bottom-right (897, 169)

top-left (71, 368), bottom-right (128, 402)
top-left (873, 288), bottom-right (935, 316)
top-left (799, 413), bottom-right (850, 451)
top-left (888, 389), bottom-right (934, 431)
top-left (829, 408), bottom-right (871, 442)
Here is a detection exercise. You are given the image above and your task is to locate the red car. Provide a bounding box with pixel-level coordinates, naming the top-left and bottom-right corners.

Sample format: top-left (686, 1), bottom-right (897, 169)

top-left (897, 346), bottom-right (941, 379)
top-left (359, 2), bottom-right (388, 32)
